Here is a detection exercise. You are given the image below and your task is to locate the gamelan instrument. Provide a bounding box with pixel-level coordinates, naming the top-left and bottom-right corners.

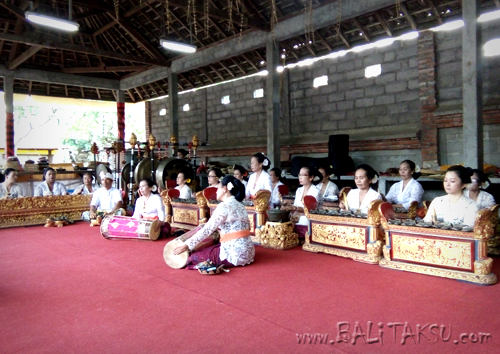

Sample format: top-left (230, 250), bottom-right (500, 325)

top-left (163, 226), bottom-right (219, 269)
top-left (100, 215), bottom-right (161, 241)
top-left (121, 157), bottom-right (195, 191)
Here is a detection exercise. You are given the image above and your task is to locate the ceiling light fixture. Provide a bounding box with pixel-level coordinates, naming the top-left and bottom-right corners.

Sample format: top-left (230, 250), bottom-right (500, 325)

top-left (160, 39), bottom-right (197, 53)
top-left (25, 0), bottom-right (79, 32)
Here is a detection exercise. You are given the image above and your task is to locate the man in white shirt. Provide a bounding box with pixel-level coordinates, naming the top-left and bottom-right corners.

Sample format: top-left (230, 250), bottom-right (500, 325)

top-left (82, 172), bottom-right (125, 222)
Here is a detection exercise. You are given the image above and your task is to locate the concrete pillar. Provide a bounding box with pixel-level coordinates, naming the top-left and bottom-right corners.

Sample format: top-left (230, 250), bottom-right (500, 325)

top-left (168, 68), bottom-right (179, 146)
top-left (462, 1), bottom-right (483, 169)
top-left (266, 39), bottom-right (281, 169)
top-left (4, 74), bottom-right (14, 157)
top-left (116, 90), bottom-right (125, 142)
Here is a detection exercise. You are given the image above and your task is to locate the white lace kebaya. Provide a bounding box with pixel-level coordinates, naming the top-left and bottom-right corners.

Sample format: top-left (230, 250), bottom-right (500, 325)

top-left (385, 178), bottom-right (424, 210)
top-left (184, 196), bottom-right (255, 266)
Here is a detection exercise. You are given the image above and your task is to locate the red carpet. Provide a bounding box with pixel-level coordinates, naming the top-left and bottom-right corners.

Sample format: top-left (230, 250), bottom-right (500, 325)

top-left (1, 222), bottom-right (499, 354)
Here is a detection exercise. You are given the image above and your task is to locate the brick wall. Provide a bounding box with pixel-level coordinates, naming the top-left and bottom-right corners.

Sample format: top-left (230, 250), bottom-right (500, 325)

top-left (148, 23), bottom-right (500, 172)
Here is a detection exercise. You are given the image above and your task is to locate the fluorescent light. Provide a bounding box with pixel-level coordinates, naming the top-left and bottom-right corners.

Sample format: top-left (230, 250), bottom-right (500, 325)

top-left (26, 12), bottom-right (79, 32)
top-left (399, 31), bottom-right (419, 40)
top-left (431, 20), bottom-right (464, 32)
top-left (484, 38), bottom-right (500, 57)
top-left (478, 10), bottom-right (500, 23)
top-left (160, 39), bottom-right (197, 53)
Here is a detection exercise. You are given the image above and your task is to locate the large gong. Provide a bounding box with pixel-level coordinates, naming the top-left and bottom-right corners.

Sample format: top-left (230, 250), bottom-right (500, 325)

top-left (155, 158), bottom-right (195, 190)
top-left (121, 163), bottom-right (131, 185)
top-left (134, 158), bottom-right (159, 184)
top-left (96, 164), bottom-right (111, 186)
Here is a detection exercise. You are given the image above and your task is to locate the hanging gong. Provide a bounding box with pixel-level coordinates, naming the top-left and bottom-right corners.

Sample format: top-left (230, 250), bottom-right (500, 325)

top-left (155, 158), bottom-right (195, 190)
top-left (134, 158), bottom-right (159, 185)
top-left (121, 163), bottom-right (131, 185)
top-left (96, 164), bottom-right (112, 186)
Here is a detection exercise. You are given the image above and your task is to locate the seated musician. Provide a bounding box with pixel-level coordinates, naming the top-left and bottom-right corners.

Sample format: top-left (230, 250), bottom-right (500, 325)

top-left (207, 168), bottom-right (224, 187)
top-left (172, 176), bottom-right (254, 269)
top-left (269, 167), bottom-right (285, 207)
top-left (282, 166), bottom-right (321, 239)
top-left (177, 149), bottom-right (189, 160)
top-left (0, 168), bottom-right (23, 199)
top-left (175, 171), bottom-right (194, 199)
top-left (424, 165), bottom-right (478, 227)
top-left (245, 152), bottom-right (272, 199)
top-left (464, 169), bottom-right (496, 210)
top-left (132, 178), bottom-right (170, 236)
top-left (85, 172), bottom-right (126, 220)
top-left (34, 168), bottom-right (68, 196)
top-left (233, 164), bottom-right (248, 187)
top-left (72, 172), bottom-right (97, 195)
top-left (317, 165), bottom-right (339, 203)
top-left (340, 164), bottom-right (382, 214)
top-left (385, 160), bottom-right (424, 210)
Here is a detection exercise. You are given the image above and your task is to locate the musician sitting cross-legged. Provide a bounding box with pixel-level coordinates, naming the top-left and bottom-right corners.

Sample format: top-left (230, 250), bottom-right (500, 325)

top-left (172, 175), bottom-right (255, 269)
top-left (83, 172), bottom-right (126, 223)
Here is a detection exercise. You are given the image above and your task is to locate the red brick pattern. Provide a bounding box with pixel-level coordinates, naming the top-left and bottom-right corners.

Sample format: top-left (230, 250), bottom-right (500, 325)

top-left (435, 109), bottom-right (500, 128)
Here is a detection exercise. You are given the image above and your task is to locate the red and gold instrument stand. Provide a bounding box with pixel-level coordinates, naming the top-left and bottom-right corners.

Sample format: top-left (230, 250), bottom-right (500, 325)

top-left (378, 202), bottom-right (498, 285)
top-left (302, 200), bottom-right (385, 265)
top-left (162, 190), bottom-right (208, 230)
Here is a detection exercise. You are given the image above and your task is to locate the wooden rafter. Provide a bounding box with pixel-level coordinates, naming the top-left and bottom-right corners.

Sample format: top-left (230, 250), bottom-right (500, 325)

top-left (198, 67), bottom-right (215, 84)
top-left (335, 27), bottom-right (351, 48)
top-left (428, 0), bottom-right (444, 24)
top-left (209, 64), bottom-right (225, 81)
top-left (127, 90), bottom-right (135, 102)
top-left (8, 45), bottom-right (42, 70)
top-left (400, 3), bottom-right (417, 30)
top-left (351, 18), bottom-right (371, 42)
top-left (374, 11), bottom-right (393, 36)
top-left (61, 65), bottom-right (150, 74)
top-left (0, 32), bottom-right (163, 66)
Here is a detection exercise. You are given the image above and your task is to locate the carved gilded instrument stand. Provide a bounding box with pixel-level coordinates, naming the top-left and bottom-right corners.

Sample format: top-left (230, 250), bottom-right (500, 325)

top-left (302, 200), bottom-right (385, 264)
top-left (259, 221), bottom-right (299, 250)
top-left (161, 190), bottom-right (208, 230)
top-left (378, 202), bottom-right (498, 285)
top-left (0, 195), bottom-right (92, 228)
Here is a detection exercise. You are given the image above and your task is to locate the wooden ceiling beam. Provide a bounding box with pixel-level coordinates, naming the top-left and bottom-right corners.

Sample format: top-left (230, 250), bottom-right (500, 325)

top-left (374, 11), bottom-right (393, 36)
top-left (114, 15), bottom-right (169, 65)
top-left (127, 89), bottom-right (135, 102)
top-left (61, 65), bottom-right (150, 74)
top-left (0, 23), bottom-right (10, 58)
top-left (218, 60), bottom-right (235, 78)
top-left (8, 45), bottom-right (42, 70)
top-left (315, 31), bottom-right (333, 52)
top-left (352, 18), bottom-right (371, 42)
top-left (73, 8), bottom-right (107, 21)
top-left (428, 0), bottom-right (444, 24)
top-left (230, 58), bottom-right (246, 75)
top-left (134, 87), bottom-right (144, 101)
top-left (400, 3), bottom-right (417, 30)
top-left (209, 64), bottom-right (225, 81)
top-left (241, 53), bottom-right (259, 71)
top-left (179, 73), bottom-right (195, 88)
top-left (198, 67), bottom-right (214, 83)
top-left (0, 31), bottom-right (163, 66)
top-left (335, 27), bottom-right (351, 48)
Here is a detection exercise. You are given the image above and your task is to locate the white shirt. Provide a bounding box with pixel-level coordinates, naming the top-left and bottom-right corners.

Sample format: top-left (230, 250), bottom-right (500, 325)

top-left (34, 181), bottom-right (68, 197)
top-left (90, 187), bottom-right (123, 212)
top-left (316, 181), bottom-right (339, 203)
top-left (294, 184), bottom-right (320, 226)
top-left (464, 190), bottom-right (496, 210)
top-left (0, 183), bottom-right (23, 198)
top-left (346, 188), bottom-right (382, 214)
top-left (385, 178), bottom-right (424, 210)
top-left (72, 184), bottom-right (97, 195)
top-left (176, 184), bottom-right (194, 199)
top-left (184, 196), bottom-right (254, 266)
top-left (245, 171), bottom-right (272, 198)
top-left (424, 194), bottom-right (478, 227)
top-left (270, 181), bottom-right (284, 207)
top-left (132, 194), bottom-right (165, 221)
top-left (240, 179), bottom-right (248, 187)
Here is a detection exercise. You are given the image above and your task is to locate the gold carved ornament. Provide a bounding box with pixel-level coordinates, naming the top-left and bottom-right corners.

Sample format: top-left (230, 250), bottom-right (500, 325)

top-left (259, 221), bottom-right (299, 250)
top-left (196, 191), bottom-right (208, 223)
top-left (253, 189), bottom-right (271, 213)
top-left (173, 208), bottom-right (198, 225)
top-left (367, 199), bottom-right (383, 226)
top-left (160, 190), bottom-right (173, 223)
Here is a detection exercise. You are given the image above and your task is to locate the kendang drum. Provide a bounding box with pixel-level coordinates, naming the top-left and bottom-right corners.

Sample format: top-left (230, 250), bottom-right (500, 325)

top-left (163, 226), bottom-right (219, 269)
top-left (100, 215), bottom-right (161, 241)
